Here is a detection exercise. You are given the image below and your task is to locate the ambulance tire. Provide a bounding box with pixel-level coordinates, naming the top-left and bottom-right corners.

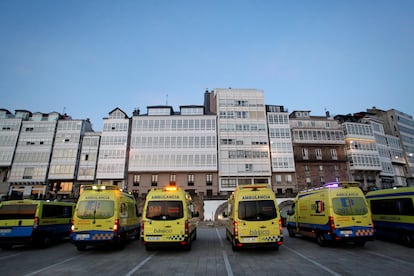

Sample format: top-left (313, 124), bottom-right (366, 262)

top-left (76, 245), bottom-right (87, 251)
top-left (0, 244), bottom-right (12, 250)
top-left (287, 226), bottom-right (296, 238)
top-left (401, 232), bottom-right (413, 247)
top-left (354, 241), bottom-right (366, 247)
top-left (316, 232), bottom-right (328, 247)
top-left (184, 239), bottom-right (192, 251)
top-left (231, 239), bottom-right (239, 251)
top-left (225, 230), bottom-right (230, 241)
top-left (145, 244), bottom-right (154, 251)
top-left (193, 229), bottom-right (197, 241)
top-left (115, 236), bottom-right (126, 250)
top-left (37, 234), bottom-right (52, 248)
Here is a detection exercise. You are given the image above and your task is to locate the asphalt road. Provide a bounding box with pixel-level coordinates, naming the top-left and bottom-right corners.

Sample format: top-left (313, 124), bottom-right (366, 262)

top-left (0, 226), bottom-right (413, 276)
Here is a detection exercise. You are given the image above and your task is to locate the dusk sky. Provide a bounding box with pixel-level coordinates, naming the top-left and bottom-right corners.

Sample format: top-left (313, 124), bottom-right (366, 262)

top-left (1, 0), bottom-right (413, 131)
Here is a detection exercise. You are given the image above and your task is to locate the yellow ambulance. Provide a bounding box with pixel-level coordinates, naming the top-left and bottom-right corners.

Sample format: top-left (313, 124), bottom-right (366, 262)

top-left (0, 199), bottom-right (75, 249)
top-left (141, 185), bottom-right (199, 250)
top-left (286, 182), bottom-right (374, 246)
top-left (71, 185), bottom-right (141, 251)
top-left (366, 187), bottom-right (414, 247)
top-left (224, 184), bottom-right (283, 251)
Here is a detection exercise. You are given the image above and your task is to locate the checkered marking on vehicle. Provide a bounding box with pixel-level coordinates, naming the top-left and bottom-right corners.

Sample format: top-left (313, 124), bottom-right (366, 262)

top-left (166, 235), bottom-right (186, 241)
top-left (262, 236), bottom-right (278, 242)
top-left (355, 229), bottom-right (374, 236)
top-left (92, 233), bottom-right (114, 240)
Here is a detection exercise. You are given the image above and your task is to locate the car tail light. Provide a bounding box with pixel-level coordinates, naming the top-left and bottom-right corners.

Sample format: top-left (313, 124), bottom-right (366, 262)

top-left (185, 220), bottom-right (189, 235)
top-left (233, 221), bottom-right (238, 237)
top-left (114, 219), bottom-right (119, 232)
top-left (33, 217), bottom-right (39, 230)
top-left (329, 216), bottom-right (335, 231)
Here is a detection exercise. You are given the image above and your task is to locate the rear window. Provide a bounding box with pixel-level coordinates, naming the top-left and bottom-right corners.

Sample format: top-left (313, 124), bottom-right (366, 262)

top-left (332, 197), bottom-right (368, 216)
top-left (146, 201), bottom-right (183, 220)
top-left (0, 204), bottom-right (37, 220)
top-left (238, 200), bottom-right (277, 221)
top-left (77, 200), bottom-right (114, 219)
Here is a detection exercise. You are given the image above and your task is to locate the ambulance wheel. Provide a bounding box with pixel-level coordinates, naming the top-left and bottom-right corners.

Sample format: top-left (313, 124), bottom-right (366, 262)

top-left (287, 226), bottom-right (296, 238)
top-left (231, 239), bottom-right (239, 251)
top-left (38, 235), bottom-right (52, 248)
top-left (401, 232), bottom-right (413, 247)
top-left (0, 244), bottom-right (12, 250)
top-left (316, 232), bottom-right (328, 247)
top-left (354, 241), bottom-right (366, 247)
top-left (76, 245), bottom-right (87, 251)
top-left (184, 239), bottom-right (192, 251)
top-left (193, 229), bottom-right (197, 241)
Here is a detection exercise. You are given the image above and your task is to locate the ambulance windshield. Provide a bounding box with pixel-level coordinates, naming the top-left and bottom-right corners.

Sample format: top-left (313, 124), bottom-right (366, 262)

top-left (238, 200), bottom-right (277, 221)
top-left (146, 201), bottom-right (184, 220)
top-left (332, 197), bottom-right (368, 216)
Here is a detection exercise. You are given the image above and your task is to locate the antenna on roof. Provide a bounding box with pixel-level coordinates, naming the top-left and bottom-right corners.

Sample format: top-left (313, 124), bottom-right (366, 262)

top-left (166, 94), bottom-right (168, 105)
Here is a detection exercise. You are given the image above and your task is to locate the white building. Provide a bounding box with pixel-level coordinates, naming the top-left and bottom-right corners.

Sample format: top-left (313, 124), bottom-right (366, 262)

top-left (128, 105), bottom-right (218, 198)
top-left (266, 105), bottom-right (296, 194)
top-left (339, 118), bottom-right (382, 190)
top-left (48, 118), bottom-right (93, 197)
top-left (0, 109), bottom-right (22, 195)
top-left (210, 88), bottom-right (271, 192)
top-left (8, 111), bottom-right (59, 198)
top-left (96, 108), bottom-right (130, 189)
top-left (77, 131), bottom-right (101, 184)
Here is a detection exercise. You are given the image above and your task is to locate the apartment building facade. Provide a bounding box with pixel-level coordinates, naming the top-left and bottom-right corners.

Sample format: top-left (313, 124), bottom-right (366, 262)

top-left (207, 88), bottom-right (272, 193)
top-left (368, 108), bottom-right (414, 185)
top-left (290, 110), bottom-right (348, 191)
top-left (127, 105), bottom-right (218, 199)
top-left (266, 105), bottom-right (296, 195)
top-left (95, 108), bottom-right (130, 189)
top-left (334, 114), bottom-right (382, 191)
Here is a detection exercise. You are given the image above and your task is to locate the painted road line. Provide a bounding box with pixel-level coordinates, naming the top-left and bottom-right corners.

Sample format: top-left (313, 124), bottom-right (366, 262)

top-left (216, 228), bottom-right (233, 276)
top-left (284, 245), bottom-right (341, 276)
top-left (124, 253), bottom-right (156, 276)
top-left (24, 253), bottom-right (88, 276)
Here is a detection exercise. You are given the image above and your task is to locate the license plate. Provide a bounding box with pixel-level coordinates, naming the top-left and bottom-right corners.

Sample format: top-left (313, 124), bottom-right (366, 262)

top-left (241, 237), bottom-right (257, 242)
top-left (0, 229), bottom-right (11, 234)
top-left (146, 236), bottom-right (161, 241)
top-left (76, 234), bottom-right (90, 240)
top-left (340, 230), bottom-right (353, 236)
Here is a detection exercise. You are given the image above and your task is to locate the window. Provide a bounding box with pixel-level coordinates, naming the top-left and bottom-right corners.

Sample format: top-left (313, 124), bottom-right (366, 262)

top-left (331, 149), bottom-right (338, 160)
top-left (133, 175), bottom-right (140, 186)
top-left (302, 148), bottom-right (308, 160)
top-left (238, 201), bottom-right (276, 221)
top-left (276, 175), bottom-right (282, 184)
top-left (332, 197), bottom-right (368, 216)
top-left (151, 175), bottom-right (158, 186)
top-left (188, 174), bottom-right (194, 186)
top-left (77, 200), bottom-right (115, 219)
top-left (370, 198), bottom-right (414, 216)
top-left (146, 201), bottom-right (183, 220)
top-left (206, 174), bottom-right (213, 186)
top-left (316, 148), bottom-right (322, 160)
top-left (170, 174), bottom-right (176, 184)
